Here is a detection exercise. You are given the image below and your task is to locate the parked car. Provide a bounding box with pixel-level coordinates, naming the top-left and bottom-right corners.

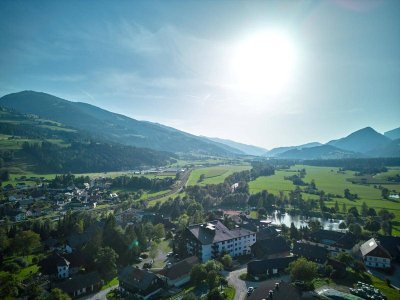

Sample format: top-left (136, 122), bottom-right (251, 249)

top-left (247, 287), bottom-right (254, 296)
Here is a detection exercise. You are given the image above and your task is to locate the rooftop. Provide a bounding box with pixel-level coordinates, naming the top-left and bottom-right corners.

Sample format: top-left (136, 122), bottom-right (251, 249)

top-left (187, 220), bottom-right (254, 245)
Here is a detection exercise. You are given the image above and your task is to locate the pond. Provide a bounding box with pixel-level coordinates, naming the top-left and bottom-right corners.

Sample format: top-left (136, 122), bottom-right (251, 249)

top-left (264, 211), bottom-right (345, 231)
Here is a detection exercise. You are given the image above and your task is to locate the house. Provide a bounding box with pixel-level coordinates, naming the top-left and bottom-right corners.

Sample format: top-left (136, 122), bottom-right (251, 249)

top-left (377, 236), bottom-right (400, 262)
top-left (305, 229), bottom-right (356, 255)
top-left (251, 236), bottom-right (290, 259)
top-left (39, 253), bottom-right (70, 279)
top-left (53, 272), bottom-right (102, 298)
top-left (158, 256), bottom-right (199, 287)
top-left (248, 281), bottom-right (301, 300)
top-left (184, 220), bottom-right (256, 262)
top-left (292, 241), bottom-right (328, 264)
top-left (360, 238), bottom-right (392, 269)
top-left (247, 256), bottom-right (296, 279)
top-left (119, 266), bottom-right (164, 300)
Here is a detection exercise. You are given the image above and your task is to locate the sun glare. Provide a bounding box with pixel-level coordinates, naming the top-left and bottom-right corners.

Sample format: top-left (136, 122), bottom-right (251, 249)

top-left (231, 30), bottom-right (297, 96)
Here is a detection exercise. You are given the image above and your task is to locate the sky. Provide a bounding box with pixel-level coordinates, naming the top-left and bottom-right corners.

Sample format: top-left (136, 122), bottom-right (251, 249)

top-left (0, 0), bottom-right (399, 149)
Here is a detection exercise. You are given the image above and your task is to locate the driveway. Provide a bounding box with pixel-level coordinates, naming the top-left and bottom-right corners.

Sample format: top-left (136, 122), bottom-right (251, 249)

top-left (79, 286), bottom-right (116, 300)
top-left (223, 266), bottom-right (289, 300)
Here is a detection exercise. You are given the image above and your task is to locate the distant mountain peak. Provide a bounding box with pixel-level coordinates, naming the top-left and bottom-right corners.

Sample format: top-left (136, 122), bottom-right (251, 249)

top-left (327, 126), bottom-right (390, 154)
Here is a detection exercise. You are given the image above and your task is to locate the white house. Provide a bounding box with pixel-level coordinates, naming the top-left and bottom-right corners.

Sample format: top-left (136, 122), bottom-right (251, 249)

top-left (184, 220), bottom-right (256, 262)
top-left (360, 238), bottom-right (392, 269)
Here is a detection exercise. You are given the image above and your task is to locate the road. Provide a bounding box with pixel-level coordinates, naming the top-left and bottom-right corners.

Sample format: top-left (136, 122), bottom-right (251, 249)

top-left (79, 286), bottom-right (116, 300)
top-left (223, 266), bottom-right (289, 300)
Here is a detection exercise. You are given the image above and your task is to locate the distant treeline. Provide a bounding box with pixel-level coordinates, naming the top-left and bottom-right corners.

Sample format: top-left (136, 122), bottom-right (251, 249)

top-left (303, 158), bottom-right (400, 175)
top-left (0, 122), bottom-right (79, 141)
top-left (111, 175), bottom-right (176, 192)
top-left (21, 141), bottom-right (174, 173)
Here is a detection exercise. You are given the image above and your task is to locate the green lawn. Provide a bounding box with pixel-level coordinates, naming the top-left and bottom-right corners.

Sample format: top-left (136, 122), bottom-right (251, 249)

top-left (101, 276), bottom-right (119, 290)
top-left (187, 165), bottom-right (251, 186)
top-left (224, 285), bottom-right (236, 300)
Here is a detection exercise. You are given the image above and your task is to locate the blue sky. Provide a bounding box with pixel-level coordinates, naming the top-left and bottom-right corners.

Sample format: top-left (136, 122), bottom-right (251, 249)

top-left (0, 0), bottom-right (399, 149)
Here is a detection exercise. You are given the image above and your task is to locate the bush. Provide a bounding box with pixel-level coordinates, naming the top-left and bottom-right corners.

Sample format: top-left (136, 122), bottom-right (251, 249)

top-left (14, 258), bottom-right (28, 268)
top-left (3, 262), bottom-right (21, 273)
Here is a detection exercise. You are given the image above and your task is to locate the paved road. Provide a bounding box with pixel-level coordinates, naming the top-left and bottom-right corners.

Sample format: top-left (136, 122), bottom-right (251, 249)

top-left (79, 286), bottom-right (117, 300)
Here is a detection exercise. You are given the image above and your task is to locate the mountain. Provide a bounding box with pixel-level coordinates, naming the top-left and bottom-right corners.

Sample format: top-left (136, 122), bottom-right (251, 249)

top-left (264, 142), bottom-right (322, 157)
top-left (367, 139), bottom-right (400, 158)
top-left (0, 107), bottom-right (174, 173)
top-left (204, 137), bottom-right (267, 156)
top-left (276, 145), bottom-right (357, 160)
top-left (0, 91), bottom-right (239, 156)
top-left (327, 127), bottom-right (391, 154)
top-left (384, 127), bottom-right (400, 140)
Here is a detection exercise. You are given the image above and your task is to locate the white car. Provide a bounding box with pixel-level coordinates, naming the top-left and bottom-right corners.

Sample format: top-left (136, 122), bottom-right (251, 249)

top-left (247, 287), bottom-right (254, 296)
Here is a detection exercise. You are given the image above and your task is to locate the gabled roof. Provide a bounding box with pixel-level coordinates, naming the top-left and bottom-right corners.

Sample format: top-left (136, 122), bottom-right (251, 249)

top-left (360, 238), bottom-right (391, 259)
top-left (158, 256), bottom-right (199, 280)
top-left (251, 236), bottom-right (290, 258)
top-left (54, 272), bottom-right (101, 293)
top-left (119, 266), bottom-right (161, 291)
top-left (39, 253), bottom-right (70, 275)
top-left (247, 256), bottom-right (296, 276)
top-left (309, 230), bottom-right (356, 249)
top-left (293, 242), bottom-right (328, 264)
top-left (378, 236), bottom-right (400, 258)
top-left (187, 220), bottom-right (254, 245)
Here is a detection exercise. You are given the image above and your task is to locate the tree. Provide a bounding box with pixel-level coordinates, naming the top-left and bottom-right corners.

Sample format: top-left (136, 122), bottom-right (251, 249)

top-left (221, 254), bottom-right (232, 269)
top-left (95, 247), bottom-right (119, 280)
top-left (207, 270), bottom-right (220, 289)
top-left (364, 218), bottom-right (381, 233)
top-left (342, 203), bottom-right (347, 214)
top-left (207, 288), bottom-right (225, 300)
top-left (334, 201), bottom-right (339, 213)
top-left (288, 257), bottom-right (318, 282)
top-left (12, 230), bottom-right (41, 256)
top-left (153, 224), bottom-right (165, 240)
top-left (190, 264), bottom-right (207, 285)
top-left (339, 221), bottom-right (347, 229)
top-left (149, 241), bottom-right (159, 260)
top-left (290, 222), bottom-right (299, 240)
top-left (381, 188), bottom-right (390, 199)
top-left (348, 223), bottom-right (362, 237)
top-left (308, 220), bottom-right (322, 233)
top-left (381, 221), bottom-right (392, 236)
top-left (182, 293), bottom-right (197, 300)
top-left (367, 208), bottom-right (377, 217)
top-left (361, 202), bottom-right (368, 217)
top-left (47, 288), bottom-right (72, 300)
top-left (336, 253), bottom-right (354, 266)
top-left (205, 260), bottom-right (222, 272)
top-left (348, 207), bottom-right (359, 218)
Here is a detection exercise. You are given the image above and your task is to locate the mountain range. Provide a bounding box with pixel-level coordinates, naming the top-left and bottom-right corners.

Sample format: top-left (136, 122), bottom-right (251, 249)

top-left (0, 91), bottom-right (399, 162)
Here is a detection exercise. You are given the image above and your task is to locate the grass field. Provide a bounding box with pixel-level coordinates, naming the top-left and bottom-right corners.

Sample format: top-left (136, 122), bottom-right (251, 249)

top-left (249, 165), bottom-right (400, 235)
top-left (187, 164), bottom-right (251, 186)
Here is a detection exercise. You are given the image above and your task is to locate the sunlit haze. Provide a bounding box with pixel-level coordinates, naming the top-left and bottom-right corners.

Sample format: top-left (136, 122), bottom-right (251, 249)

top-left (0, 0), bottom-right (399, 149)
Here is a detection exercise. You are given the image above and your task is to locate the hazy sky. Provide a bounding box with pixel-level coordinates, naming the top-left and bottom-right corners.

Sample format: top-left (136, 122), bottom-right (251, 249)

top-left (1, 0), bottom-right (399, 149)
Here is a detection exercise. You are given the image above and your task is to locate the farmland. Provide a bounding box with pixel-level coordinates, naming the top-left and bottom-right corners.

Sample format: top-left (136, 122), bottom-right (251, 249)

top-left (187, 164), bottom-right (251, 186)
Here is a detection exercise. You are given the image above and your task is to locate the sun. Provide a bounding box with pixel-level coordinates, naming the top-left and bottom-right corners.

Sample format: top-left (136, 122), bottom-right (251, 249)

top-left (231, 29), bottom-right (297, 96)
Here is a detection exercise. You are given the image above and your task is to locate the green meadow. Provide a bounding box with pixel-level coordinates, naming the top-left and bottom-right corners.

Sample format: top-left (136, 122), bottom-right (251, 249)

top-left (187, 164), bottom-right (251, 186)
top-left (249, 165), bottom-right (400, 235)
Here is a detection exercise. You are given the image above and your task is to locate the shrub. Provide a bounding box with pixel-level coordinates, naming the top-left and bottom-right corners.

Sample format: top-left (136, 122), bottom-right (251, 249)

top-left (14, 258), bottom-right (28, 268)
top-left (3, 262), bottom-right (21, 273)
